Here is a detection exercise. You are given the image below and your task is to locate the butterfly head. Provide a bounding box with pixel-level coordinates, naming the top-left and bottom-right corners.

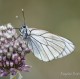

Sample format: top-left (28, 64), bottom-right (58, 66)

top-left (19, 25), bottom-right (30, 39)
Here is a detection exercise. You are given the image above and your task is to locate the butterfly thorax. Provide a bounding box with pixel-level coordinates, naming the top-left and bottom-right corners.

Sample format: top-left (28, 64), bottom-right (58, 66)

top-left (19, 25), bottom-right (30, 39)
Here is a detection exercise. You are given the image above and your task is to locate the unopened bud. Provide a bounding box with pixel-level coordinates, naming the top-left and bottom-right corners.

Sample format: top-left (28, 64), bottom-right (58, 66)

top-left (10, 62), bottom-right (13, 67)
top-left (7, 23), bottom-right (13, 29)
top-left (18, 47), bottom-right (22, 52)
top-left (7, 53), bottom-right (12, 59)
top-left (0, 37), bottom-right (5, 42)
top-left (6, 61), bottom-right (9, 66)
top-left (9, 46), bottom-right (13, 52)
top-left (12, 53), bottom-right (18, 60)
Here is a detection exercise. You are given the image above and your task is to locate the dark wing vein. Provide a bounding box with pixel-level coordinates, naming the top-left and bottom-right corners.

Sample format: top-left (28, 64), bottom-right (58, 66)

top-left (29, 28), bottom-right (38, 33)
top-left (30, 37), bottom-right (43, 60)
top-left (31, 36), bottom-right (60, 55)
top-left (43, 37), bottom-right (65, 53)
top-left (41, 37), bottom-right (55, 59)
top-left (40, 36), bottom-right (61, 58)
top-left (40, 44), bottom-right (50, 61)
top-left (31, 34), bottom-right (64, 42)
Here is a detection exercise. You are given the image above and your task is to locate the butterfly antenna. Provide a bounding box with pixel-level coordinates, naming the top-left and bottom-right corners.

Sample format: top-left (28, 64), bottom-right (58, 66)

top-left (22, 9), bottom-right (26, 26)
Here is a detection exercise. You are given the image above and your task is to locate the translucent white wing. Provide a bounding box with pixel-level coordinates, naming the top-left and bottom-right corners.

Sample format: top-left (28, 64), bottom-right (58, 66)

top-left (27, 28), bottom-right (75, 62)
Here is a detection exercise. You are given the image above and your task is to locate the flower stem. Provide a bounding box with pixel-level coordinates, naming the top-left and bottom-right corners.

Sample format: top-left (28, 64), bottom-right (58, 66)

top-left (13, 76), bottom-right (16, 79)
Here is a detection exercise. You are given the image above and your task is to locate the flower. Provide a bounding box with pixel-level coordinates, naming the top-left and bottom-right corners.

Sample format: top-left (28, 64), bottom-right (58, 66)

top-left (0, 23), bottom-right (31, 77)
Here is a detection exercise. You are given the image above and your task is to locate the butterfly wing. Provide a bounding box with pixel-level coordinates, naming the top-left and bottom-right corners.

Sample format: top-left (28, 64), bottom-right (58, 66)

top-left (27, 28), bottom-right (75, 62)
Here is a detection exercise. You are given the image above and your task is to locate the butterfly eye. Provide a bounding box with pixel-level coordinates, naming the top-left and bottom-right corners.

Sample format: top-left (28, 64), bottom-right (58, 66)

top-left (23, 26), bottom-right (26, 28)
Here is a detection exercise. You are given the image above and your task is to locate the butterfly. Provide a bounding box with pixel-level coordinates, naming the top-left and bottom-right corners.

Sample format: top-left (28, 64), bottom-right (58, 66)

top-left (17, 9), bottom-right (75, 62)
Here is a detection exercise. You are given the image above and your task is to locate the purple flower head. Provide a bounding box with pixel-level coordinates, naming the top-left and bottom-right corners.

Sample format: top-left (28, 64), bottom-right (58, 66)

top-left (0, 24), bottom-right (31, 77)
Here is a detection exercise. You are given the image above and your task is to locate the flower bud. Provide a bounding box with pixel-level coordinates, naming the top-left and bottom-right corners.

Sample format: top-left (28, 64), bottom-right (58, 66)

top-left (7, 53), bottom-right (12, 59)
top-left (4, 44), bottom-right (9, 48)
top-left (18, 47), bottom-right (22, 52)
top-left (24, 48), bottom-right (30, 54)
top-left (14, 59), bottom-right (18, 64)
top-left (17, 56), bottom-right (21, 62)
top-left (3, 49), bottom-right (7, 55)
top-left (0, 37), bottom-right (5, 42)
top-left (3, 56), bottom-right (6, 61)
top-left (10, 61), bottom-right (13, 67)
top-left (12, 53), bottom-right (18, 60)
top-left (10, 68), bottom-right (17, 75)
top-left (0, 26), bottom-right (4, 30)
top-left (0, 71), bottom-right (8, 77)
top-left (7, 24), bottom-right (13, 30)
top-left (6, 61), bottom-right (9, 66)
top-left (22, 44), bottom-right (26, 49)
top-left (9, 46), bottom-right (13, 52)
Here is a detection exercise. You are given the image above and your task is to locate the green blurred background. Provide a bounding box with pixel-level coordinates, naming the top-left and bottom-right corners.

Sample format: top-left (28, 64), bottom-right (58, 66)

top-left (0, 0), bottom-right (80, 79)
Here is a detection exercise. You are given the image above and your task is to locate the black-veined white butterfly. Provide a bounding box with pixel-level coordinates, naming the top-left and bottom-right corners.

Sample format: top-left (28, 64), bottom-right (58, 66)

top-left (18, 9), bottom-right (75, 62)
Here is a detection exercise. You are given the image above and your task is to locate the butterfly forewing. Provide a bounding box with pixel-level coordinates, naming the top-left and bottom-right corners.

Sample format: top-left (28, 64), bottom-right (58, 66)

top-left (29, 28), bottom-right (48, 35)
top-left (26, 28), bottom-right (75, 62)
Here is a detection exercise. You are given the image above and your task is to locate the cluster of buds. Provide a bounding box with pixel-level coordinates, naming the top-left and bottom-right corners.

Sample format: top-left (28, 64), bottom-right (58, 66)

top-left (0, 24), bottom-right (30, 77)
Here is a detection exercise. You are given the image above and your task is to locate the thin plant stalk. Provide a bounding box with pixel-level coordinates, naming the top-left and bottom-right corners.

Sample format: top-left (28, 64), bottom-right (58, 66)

top-left (13, 76), bottom-right (16, 79)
